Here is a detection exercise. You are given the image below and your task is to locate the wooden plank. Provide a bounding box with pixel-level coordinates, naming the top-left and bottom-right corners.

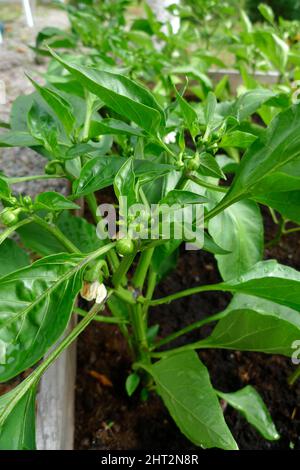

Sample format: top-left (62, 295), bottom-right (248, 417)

top-left (208, 69), bottom-right (279, 92)
top-left (36, 315), bottom-right (77, 450)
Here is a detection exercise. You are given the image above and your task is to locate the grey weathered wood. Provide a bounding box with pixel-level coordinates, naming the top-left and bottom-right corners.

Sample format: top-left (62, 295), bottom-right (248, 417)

top-left (36, 315), bottom-right (77, 450)
top-left (208, 69), bottom-right (279, 92)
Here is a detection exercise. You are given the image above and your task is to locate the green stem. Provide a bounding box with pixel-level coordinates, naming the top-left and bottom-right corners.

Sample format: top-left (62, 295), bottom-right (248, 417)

top-left (113, 285), bottom-right (136, 305)
top-left (132, 247), bottom-right (154, 291)
top-left (112, 252), bottom-right (136, 288)
top-left (283, 226), bottom-right (300, 235)
top-left (143, 268), bottom-right (157, 318)
top-left (130, 303), bottom-right (149, 362)
top-left (74, 306), bottom-right (128, 324)
top-left (82, 92), bottom-right (94, 141)
top-left (5, 175), bottom-right (65, 184)
top-left (152, 310), bottom-right (227, 350)
top-left (32, 215), bottom-right (79, 253)
top-left (288, 365), bottom-right (300, 386)
top-left (149, 283), bottom-right (223, 307)
top-left (187, 173), bottom-right (228, 193)
top-left (265, 217), bottom-right (284, 248)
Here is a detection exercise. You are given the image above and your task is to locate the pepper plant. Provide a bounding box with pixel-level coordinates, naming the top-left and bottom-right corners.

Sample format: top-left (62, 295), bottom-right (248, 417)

top-left (0, 25), bottom-right (300, 449)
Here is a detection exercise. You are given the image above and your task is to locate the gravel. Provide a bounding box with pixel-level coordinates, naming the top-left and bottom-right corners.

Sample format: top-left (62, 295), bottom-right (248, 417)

top-left (0, 4), bottom-right (69, 197)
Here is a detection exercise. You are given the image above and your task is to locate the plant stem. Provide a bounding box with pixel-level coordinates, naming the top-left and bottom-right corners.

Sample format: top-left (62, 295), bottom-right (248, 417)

top-left (130, 303), bottom-right (149, 362)
top-left (265, 217), bottom-right (284, 248)
top-left (152, 311), bottom-right (227, 350)
top-left (82, 92), bottom-right (94, 141)
top-left (288, 365), bottom-right (300, 386)
top-left (283, 226), bottom-right (300, 235)
top-left (74, 306), bottom-right (128, 324)
top-left (32, 215), bottom-right (79, 253)
top-left (113, 285), bottom-right (135, 305)
top-left (5, 175), bottom-right (65, 184)
top-left (187, 173), bottom-right (228, 193)
top-left (132, 247), bottom-right (154, 290)
top-left (143, 268), bottom-right (157, 318)
top-left (112, 252), bottom-right (136, 288)
top-left (149, 282), bottom-right (222, 307)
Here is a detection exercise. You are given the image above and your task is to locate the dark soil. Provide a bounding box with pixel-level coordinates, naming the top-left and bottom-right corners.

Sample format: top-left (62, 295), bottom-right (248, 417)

top-left (75, 210), bottom-right (300, 450)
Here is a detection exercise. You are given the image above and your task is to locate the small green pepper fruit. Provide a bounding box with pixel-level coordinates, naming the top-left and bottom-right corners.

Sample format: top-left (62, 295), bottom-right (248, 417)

top-left (45, 160), bottom-right (64, 176)
top-left (22, 195), bottom-right (33, 208)
top-left (185, 152), bottom-right (200, 171)
top-left (0, 208), bottom-right (21, 227)
top-left (116, 237), bottom-right (135, 256)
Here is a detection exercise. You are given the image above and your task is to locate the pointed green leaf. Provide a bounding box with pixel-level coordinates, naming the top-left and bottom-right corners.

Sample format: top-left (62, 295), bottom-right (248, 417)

top-left (28, 77), bottom-right (75, 135)
top-left (0, 131), bottom-right (39, 148)
top-left (0, 381), bottom-right (37, 450)
top-left (141, 351), bottom-right (238, 450)
top-left (220, 131), bottom-right (257, 149)
top-left (50, 50), bottom-right (165, 134)
top-left (0, 253), bottom-right (83, 381)
top-left (217, 386), bottom-right (279, 441)
top-left (219, 260), bottom-right (300, 312)
top-left (34, 192), bottom-right (80, 211)
top-left (208, 198), bottom-right (263, 280)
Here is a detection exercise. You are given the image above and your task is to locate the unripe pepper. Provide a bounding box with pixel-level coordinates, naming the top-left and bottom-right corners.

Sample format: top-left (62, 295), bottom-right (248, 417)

top-left (0, 208), bottom-right (21, 227)
top-left (116, 238), bottom-right (135, 256)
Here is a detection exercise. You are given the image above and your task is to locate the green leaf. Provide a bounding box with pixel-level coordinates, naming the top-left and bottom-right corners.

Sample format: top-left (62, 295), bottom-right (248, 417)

top-left (0, 296), bottom-right (102, 449)
top-left (258, 3), bottom-right (275, 25)
top-left (114, 158), bottom-right (137, 206)
top-left (0, 253), bottom-right (84, 381)
top-left (0, 381), bottom-right (37, 450)
top-left (141, 351), bottom-right (238, 450)
top-left (231, 88), bottom-right (276, 122)
top-left (204, 92), bottom-right (217, 128)
top-left (220, 131), bottom-right (257, 149)
top-left (125, 373), bottom-right (140, 397)
top-left (0, 239), bottom-right (29, 277)
top-left (159, 190), bottom-right (207, 206)
top-left (217, 386), bottom-right (279, 441)
top-left (215, 104), bottom-right (300, 211)
top-left (202, 294), bottom-right (300, 357)
top-left (50, 50), bottom-right (165, 134)
top-left (0, 131), bottom-right (39, 148)
top-left (197, 153), bottom-right (225, 179)
top-left (208, 198), bottom-right (263, 280)
top-left (33, 192), bottom-right (80, 211)
top-left (203, 306), bottom-right (300, 356)
top-left (219, 260), bottom-right (300, 312)
top-left (89, 118), bottom-right (145, 138)
top-left (254, 190), bottom-right (300, 224)
top-left (174, 86), bottom-right (198, 135)
top-left (74, 157), bottom-right (174, 197)
top-left (253, 31), bottom-right (288, 74)
top-left (0, 178), bottom-right (11, 201)
top-left (27, 77), bottom-right (75, 135)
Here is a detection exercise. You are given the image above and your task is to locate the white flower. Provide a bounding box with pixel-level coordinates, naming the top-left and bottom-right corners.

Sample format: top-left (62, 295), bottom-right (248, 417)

top-left (80, 281), bottom-right (107, 304)
top-left (164, 131), bottom-right (176, 144)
